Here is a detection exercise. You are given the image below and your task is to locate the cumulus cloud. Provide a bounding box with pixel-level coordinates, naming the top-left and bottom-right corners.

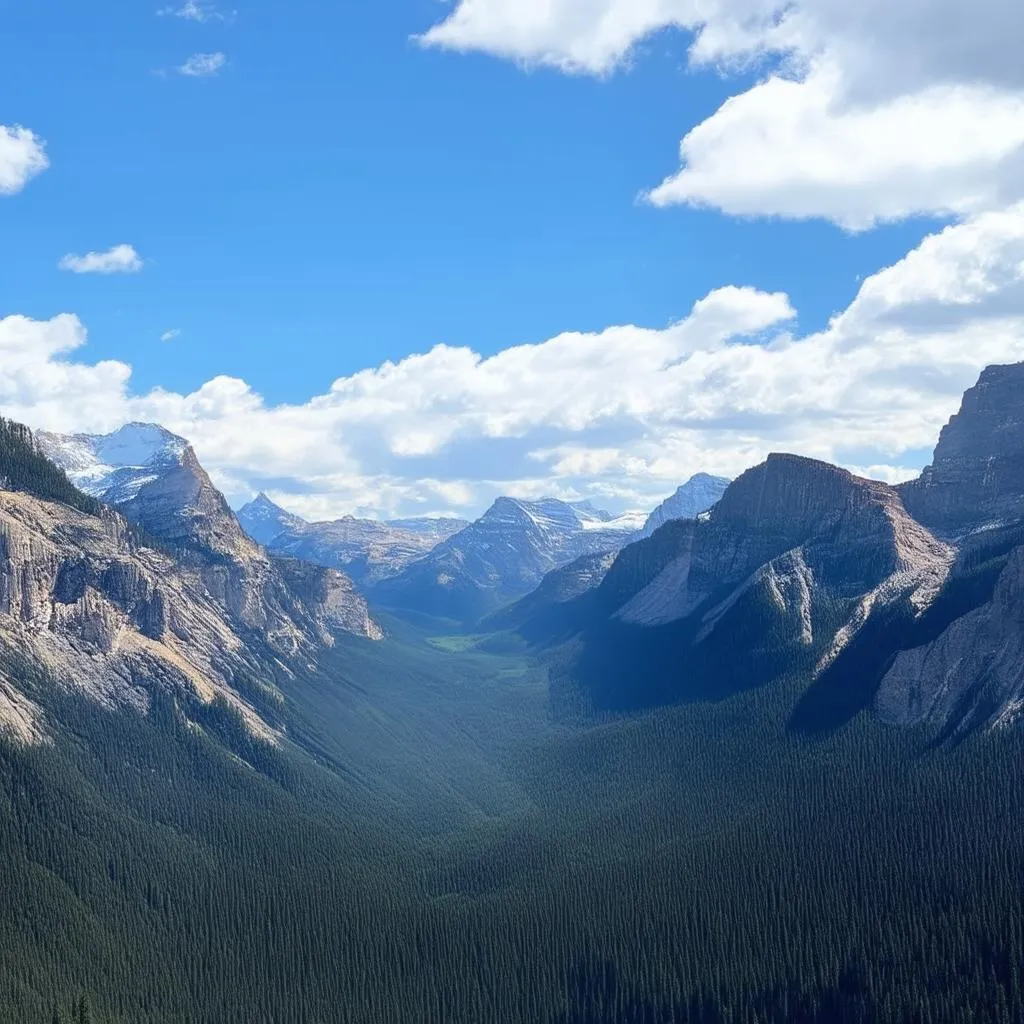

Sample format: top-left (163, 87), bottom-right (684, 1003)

top-left (4, 209), bottom-right (1024, 518)
top-left (0, 124), bottom-right (49, 195)
top-left (420, 0), bottom-right (1024, 229)
top-left (161, 329), bottom-right (182, 342)
top-left (645, 64), bottom-right (1024, 229)
top-left (58, 245), bottom-right (144, 275)
top-left (177, 52), bottom-right (227, 77)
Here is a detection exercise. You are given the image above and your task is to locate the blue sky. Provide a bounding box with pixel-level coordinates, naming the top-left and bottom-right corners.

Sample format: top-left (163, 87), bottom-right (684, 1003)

top-left (1, 0), bottom-right (1023, 519)
top-left (2, 0), bottom-right (938, 399)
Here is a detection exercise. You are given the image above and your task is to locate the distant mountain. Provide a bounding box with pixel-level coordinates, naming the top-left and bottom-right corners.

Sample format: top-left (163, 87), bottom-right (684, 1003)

top-left (642, 473), bottom-right (730, 537)
top-left (235, 492), bottom-right (307, 546)
top-left (237, 494), bottom-right (468, 587)
top-left (372, 496), bottom-right (644, 624)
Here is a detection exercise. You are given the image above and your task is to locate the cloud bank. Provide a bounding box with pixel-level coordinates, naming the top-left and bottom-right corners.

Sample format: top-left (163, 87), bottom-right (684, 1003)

top-left (5, 208), bottom-right (1024, 519)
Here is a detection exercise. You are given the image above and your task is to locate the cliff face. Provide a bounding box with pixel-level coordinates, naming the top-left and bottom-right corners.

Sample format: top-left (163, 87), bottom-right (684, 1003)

top-left (899, 364), bottom-right (1024, 536)
top-left (0, 426), bottom-right (383, 747)
top-left (0, 487), bottom-right (382, 747)
top-left (877, 544), bottom-right (1024, 734)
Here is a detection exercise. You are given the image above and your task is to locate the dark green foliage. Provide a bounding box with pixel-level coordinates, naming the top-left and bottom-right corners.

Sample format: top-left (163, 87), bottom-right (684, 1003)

top-left (0, 418), bottom-right (101, 515)
top-left (4, 621), bottom-right (1024, 1023)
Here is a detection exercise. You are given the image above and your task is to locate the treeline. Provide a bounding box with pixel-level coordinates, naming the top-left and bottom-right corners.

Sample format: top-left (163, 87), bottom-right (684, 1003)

top-left (0, 417), bottom-right (100, 515)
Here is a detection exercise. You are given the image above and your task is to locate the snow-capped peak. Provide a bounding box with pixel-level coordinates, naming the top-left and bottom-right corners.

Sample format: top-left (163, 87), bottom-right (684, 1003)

top-left (37, 423), bottom-right (191, 505)
top-left (642, 473), bottom-right (731, 537)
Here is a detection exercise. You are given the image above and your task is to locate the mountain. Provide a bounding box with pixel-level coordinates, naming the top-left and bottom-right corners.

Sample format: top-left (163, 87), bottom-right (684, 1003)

top-left (38, 423), bottom-right (250, 558)
top-left (372, 496), bottom-right (645, 624)
top-left (0, 420), bottom-right (381, 748)
top-left (234, 492), bottom-right (307, 546)
top-left (641, 472), bottom-right (730, 536)
top-left (523, 362), bottom-right (1024, 738)
top-left (873, 364), bottom-right (1024, 734)
top-left (237, 494), bottom-right (468, 586)
top-left (545, 454), bottom-right (952, 716)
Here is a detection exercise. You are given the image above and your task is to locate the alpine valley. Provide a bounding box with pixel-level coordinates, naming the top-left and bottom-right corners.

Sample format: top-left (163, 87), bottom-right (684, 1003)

top-left (4, 365), bottom-right (1024, 1023)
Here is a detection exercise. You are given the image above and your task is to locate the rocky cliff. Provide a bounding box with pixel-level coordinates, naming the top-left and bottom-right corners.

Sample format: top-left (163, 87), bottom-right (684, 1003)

top-left (0, 425), bottom-right (381, 747)
top-left (899, 363), bottom-right (1024, 536)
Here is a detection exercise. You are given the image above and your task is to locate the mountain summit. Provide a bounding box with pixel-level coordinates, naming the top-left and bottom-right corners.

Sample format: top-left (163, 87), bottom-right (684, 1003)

top-left (642, 473), bottom-right (730, 537)
top-left (373, 495), bottom-right (644, 623)
top-left (236, 493), bottom-right (308, 547)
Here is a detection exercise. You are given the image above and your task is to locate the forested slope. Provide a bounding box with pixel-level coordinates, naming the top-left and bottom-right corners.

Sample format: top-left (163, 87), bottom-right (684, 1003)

top-left (4, 627), bottom-right (1024, 1024)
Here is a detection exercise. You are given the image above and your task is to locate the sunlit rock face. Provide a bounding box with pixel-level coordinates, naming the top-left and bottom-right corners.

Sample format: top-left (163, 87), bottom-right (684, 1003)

top-left (900, 363), bottom-right (1024, 537)
top-left (1, 423), bottom-right (383, 747)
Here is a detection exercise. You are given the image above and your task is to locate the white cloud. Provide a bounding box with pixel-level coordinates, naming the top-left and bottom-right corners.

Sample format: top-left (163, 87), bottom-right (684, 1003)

top-left (177, 52), bottom-right (227, 77)
top-left (645, 64), bottom-right (1024, 230)
top-left (417, 0), bottom-right (704, 75)
top-left (4, 209), bottom-right (1024, 518)
top-left (58, 245), bottom-right (144, 275)
top-left (161, 329), bottom-right (182, 342)
top-left (158, 1), bottom-right (232, 22)
top-left (420, 0), bottom-right (1024, 229)
top-left (0, 124), bottom-right (48, 195)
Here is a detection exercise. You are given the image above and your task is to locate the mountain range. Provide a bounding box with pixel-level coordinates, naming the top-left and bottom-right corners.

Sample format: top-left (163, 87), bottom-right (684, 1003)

top-left (237, 493), bottom-right (469, 586)
top-left (241, 483), bottom-right (730, 628)
top-left (15, 364), bottom-right (1024, 739)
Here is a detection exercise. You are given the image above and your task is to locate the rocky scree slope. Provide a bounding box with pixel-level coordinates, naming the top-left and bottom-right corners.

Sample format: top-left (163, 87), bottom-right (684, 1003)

top-left (238, 493), bottom-right (468, 586)
top-left (2, 423), bottom-right (381, 747)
